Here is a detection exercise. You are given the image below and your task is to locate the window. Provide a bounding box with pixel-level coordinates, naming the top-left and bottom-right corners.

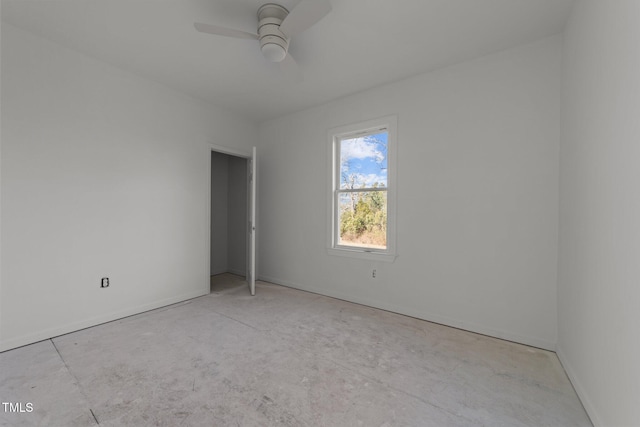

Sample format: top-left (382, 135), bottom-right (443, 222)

top-left (328, 116), bottom-right (397, 261)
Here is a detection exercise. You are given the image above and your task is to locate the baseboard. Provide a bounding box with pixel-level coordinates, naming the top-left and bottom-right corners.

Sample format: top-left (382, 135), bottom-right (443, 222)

top-left (226, 268), bottom-right (246, 277)
top-left (556, 346), bottom-right (601, 427)
top-left (258, 274), bottom-right (556, 351)
top-left (0, 289), bottom-right (208, 353)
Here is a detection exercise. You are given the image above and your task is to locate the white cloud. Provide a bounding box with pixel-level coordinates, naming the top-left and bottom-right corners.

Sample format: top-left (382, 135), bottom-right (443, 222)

top-left (341, 137), bottom-right (384, 163)
top-left (362, 173), bottom-right (387, 186)
top-left (341, 172), bottom-right (387, 188)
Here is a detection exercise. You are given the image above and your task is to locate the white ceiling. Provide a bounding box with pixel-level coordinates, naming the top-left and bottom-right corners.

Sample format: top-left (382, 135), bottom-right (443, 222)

top-left (1, 0), bottom-right (574, 122)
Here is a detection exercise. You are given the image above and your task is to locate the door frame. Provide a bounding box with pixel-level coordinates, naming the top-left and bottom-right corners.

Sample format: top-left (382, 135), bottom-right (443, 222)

top-left (207, 144), bottom-right (256, 294)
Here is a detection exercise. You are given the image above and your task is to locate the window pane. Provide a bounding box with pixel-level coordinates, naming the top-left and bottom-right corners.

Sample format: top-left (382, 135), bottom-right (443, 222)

top-left (340, 132), bottom-right (388, 189)
top-left (338, 191), bottom-right (387, 249)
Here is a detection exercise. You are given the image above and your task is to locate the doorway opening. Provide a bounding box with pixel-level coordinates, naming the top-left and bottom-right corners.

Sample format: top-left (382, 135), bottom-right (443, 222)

top-left (210, 150), bottom-right (248, 294)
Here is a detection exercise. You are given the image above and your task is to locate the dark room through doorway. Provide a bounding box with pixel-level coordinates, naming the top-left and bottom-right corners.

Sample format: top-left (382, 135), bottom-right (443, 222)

top-left (210, 151), bottom-right (248, 293)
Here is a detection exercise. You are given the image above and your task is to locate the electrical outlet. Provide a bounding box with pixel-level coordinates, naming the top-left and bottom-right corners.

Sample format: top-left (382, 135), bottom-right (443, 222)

top-left (372, 269), bottom-right (376, 278)
top-left (101, 277), bottom-right (109, 288)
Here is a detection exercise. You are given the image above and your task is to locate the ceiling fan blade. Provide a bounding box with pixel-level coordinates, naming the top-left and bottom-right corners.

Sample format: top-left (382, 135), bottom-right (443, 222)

top-left (194, 22), bottom-right (258, 40)
top-left (279, 54), bottom-right (303, 82)
top-left (279, 0), bottom-right (332, 37)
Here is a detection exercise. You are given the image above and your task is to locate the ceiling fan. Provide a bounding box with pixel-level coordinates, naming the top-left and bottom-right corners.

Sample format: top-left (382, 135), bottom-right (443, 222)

top-left (194, 0), bottom-right (332, 81)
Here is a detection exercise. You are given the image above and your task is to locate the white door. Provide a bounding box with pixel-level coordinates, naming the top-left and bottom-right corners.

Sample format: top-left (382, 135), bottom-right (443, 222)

top-left (248, 146), bottom-right (257, 295)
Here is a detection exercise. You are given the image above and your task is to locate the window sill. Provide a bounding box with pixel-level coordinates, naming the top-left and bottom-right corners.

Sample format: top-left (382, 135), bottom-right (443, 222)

top-left (327, 247), bottom-right (397, 262)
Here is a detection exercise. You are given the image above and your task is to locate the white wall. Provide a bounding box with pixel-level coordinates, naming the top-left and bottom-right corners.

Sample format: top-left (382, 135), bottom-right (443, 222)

top-left (258, 36), bottom-right (562, 350)
top-left (558, 1), bottom-right (640, 425)
top-left (0, 8), bottom-right (3, 346)
top-left (227, 156), bottom-right (247, 276)
top-left (210, 152), bottom-right (247, 277)
top-left (0, 24), bottom-right (257, 351)
top-left (210, 152), bottom-right (229, 275)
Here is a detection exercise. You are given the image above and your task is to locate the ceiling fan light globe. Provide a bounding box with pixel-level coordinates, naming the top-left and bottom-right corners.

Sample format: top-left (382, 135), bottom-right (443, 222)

top-left (261, 43), bottom-right (287, 62)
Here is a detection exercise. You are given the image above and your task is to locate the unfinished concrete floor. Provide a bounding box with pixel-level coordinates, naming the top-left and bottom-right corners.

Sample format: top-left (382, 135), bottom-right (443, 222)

top-left (1, 277), bottom-right (591, 426)
top-left (210, 272), bottom-right (247, 294)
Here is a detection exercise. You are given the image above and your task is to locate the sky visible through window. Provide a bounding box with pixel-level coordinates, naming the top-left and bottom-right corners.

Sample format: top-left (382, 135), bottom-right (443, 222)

top-left (340, 132), bottom-right (388, 189)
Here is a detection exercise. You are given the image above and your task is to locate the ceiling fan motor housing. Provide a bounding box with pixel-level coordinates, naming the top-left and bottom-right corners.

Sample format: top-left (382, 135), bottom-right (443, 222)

top-left (257, 3), bottom-right (290, 62)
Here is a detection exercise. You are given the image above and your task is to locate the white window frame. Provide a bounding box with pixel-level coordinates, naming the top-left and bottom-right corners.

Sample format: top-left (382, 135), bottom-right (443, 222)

top-left (327, 115), bottom-right (398, 262)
